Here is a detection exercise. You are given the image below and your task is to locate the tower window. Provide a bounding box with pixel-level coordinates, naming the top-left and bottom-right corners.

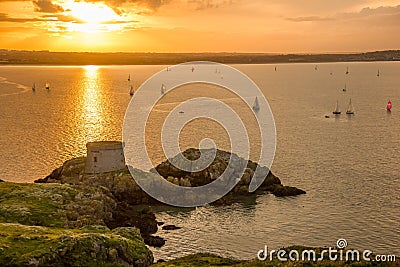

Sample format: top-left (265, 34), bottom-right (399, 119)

top-left (94, 156), bottom-right (97, 163)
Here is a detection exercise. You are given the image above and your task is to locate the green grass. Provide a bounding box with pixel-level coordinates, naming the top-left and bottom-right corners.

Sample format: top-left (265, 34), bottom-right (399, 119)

top-left (0, 223), bottom-right (151, 266)
top-left (0, 182), bottom-right (79, 227)
top-left (152, 252), bottom-right (399, 267)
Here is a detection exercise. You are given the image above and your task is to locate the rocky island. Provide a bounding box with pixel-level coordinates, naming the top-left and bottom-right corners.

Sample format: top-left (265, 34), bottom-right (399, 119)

top-left (35, 145), bottom-right (306, 204)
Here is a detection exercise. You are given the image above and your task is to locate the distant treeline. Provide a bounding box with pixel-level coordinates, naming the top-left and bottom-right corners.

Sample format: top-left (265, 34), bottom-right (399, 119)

top-left (0, 50), bottom-right (400, 65)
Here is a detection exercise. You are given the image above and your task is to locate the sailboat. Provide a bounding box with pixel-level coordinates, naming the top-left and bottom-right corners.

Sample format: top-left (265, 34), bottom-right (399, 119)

top-left (32, 83), bottom-right (36, 91)
top-left (252, 97), bottom-right (260, 111)
top-left (387, 100), bottom-right (392, 111)
top-left (346, 99), bottom-right (355, 115)
top-left (160, 83), bottom-right (166, 95)
top-left (377, 70), bottom-right (380, 77)
top-left (128, 73), bottom-right (131, 81)
top-left (45, 82), bottom-right (50, 90)
top-left (342, 84), bottom-right (347, 92)
top-left (315, 65), bottom-right (318, 71)
top-left (346, 67), bottom-right (349, 75)
top-left (129, 85), bottom-right (134, 96)
top-left (333, 101), bottom-right (341, 115)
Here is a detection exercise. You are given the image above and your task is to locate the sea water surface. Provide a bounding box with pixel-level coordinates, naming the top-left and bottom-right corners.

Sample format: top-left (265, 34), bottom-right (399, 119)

top-left (0, 63), bottom-right (399, 260)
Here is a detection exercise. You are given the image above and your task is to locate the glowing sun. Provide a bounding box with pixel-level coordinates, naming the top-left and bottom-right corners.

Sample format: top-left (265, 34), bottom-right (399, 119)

top-left (67, 2), bottom-right (120, 24)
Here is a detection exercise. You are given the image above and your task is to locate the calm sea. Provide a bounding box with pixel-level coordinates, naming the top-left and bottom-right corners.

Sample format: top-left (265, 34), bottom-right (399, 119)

top-left (0, 63), bottom-right (399, 260)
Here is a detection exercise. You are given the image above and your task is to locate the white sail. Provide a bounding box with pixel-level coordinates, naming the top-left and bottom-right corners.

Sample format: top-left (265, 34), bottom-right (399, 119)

top-left (161, 83), bottom-right (166, 94)
top-left (253, 96), bottom-right (260, 111)
top-left (45, 82), bottom-right (50, 89)
top-left (333, 101), bottom-right (341, 114)
top-left (335, 102), bottom-right (340, 112)
top-left (346, 99), bottom-right (354, 114)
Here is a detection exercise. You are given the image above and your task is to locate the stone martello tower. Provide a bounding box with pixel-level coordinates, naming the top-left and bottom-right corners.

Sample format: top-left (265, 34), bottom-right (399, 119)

top-left (85, 141), bottom-right (125, 174)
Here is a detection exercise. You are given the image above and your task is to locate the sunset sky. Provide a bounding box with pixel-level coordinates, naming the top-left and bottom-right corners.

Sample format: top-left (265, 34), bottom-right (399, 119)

top-left (0, 0), bottom-right (399, 52)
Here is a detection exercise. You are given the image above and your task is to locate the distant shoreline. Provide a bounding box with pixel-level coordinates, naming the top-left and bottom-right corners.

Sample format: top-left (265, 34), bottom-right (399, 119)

top-left (0, 49), bottom-right (399, 65)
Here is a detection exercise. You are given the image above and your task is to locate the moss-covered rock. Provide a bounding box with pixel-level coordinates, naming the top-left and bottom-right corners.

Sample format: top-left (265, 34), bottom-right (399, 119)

top-left (0, 223), bottom-right (153, 266)
top-left (0, 182), bottom-right (115, 228)
top-left (0, 182), bottom-right (161, 247)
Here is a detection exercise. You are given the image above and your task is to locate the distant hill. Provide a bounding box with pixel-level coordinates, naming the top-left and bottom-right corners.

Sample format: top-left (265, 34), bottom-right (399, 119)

top-left (0, 49), bottom-right (399, 65)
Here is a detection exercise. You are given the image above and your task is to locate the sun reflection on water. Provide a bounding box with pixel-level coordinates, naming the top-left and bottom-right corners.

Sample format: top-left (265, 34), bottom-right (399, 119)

top-left (81, 65), bottom-right (103, 143)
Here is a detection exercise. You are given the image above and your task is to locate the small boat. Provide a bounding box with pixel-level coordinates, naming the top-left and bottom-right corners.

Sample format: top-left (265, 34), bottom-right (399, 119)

top-left (333, 100), bottom-right (341, 115)
top-left (45, 82), bottom-right (50, 90)
top-left (387, 100), bottom-right (392, 111)
top-left (330, 71), bottom-right (333, 75)
top-left (275, 66), bottom-right (277, 71)
top-left (346, 99), bottom-right (355, 115)
top-left (161, 83), bottom-right (166, 95)
top-left (346, 67), bottom-right (349, 75)
top-left (342, 84), bottom-right (347, 92)
top-left (32, 83), bottom-right (36, 91)
top-left (325, 115), bottom-right (330, 118)
top-left (253, 96), bottom-right (260, 111)
top-left (128, 73), bottom-right (131, 81)
top-left (377, 70), bottom-right (380, 77)
top-left (191, 67), bottom-right (195, 72)
top-left (315, 65), bottom-right (318, 71)
top-left (129, 85), bottom-right (134, 96)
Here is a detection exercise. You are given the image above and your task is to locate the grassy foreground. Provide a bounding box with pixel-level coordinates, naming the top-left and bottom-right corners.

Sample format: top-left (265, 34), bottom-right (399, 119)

top-left (153, 251), bottom-right (399, 267)
top-left (0, 182), bottom-right (153, 266)
top-left (0, 223), bottom-right (150, 266)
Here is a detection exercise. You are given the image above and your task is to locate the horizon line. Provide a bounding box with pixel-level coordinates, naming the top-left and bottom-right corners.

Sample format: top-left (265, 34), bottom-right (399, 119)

top-left (1, 49), bottom-right (399, 55)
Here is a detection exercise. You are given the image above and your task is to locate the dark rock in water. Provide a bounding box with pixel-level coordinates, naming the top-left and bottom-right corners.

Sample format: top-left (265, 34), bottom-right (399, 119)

top-left (143, 235), bottom-right (166, 247)
top-left (155, 148), bottom-right (305, 198)
top-left (266, 184), bottom-right (306, 197)
top-left (157, 221), bottom-right (165, 226)
top-left (162, 224), bottom-right (182, 231)
top-left (106, 203), bottom-right (159, 242)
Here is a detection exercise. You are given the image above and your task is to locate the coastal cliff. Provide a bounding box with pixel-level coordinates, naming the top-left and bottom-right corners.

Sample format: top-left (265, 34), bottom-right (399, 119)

top-left (0, 182), bottom-right (153, 266)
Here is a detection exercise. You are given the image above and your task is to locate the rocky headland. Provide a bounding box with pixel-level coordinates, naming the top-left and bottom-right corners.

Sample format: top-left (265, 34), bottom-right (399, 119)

top-left (35, 148), bottom-right (305, 205)
top-left (0, 147), bottom-right (306, 266)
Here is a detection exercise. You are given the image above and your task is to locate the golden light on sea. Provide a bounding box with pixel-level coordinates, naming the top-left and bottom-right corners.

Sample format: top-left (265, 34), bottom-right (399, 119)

top-left (81, 65), bottom-right (103, 142)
